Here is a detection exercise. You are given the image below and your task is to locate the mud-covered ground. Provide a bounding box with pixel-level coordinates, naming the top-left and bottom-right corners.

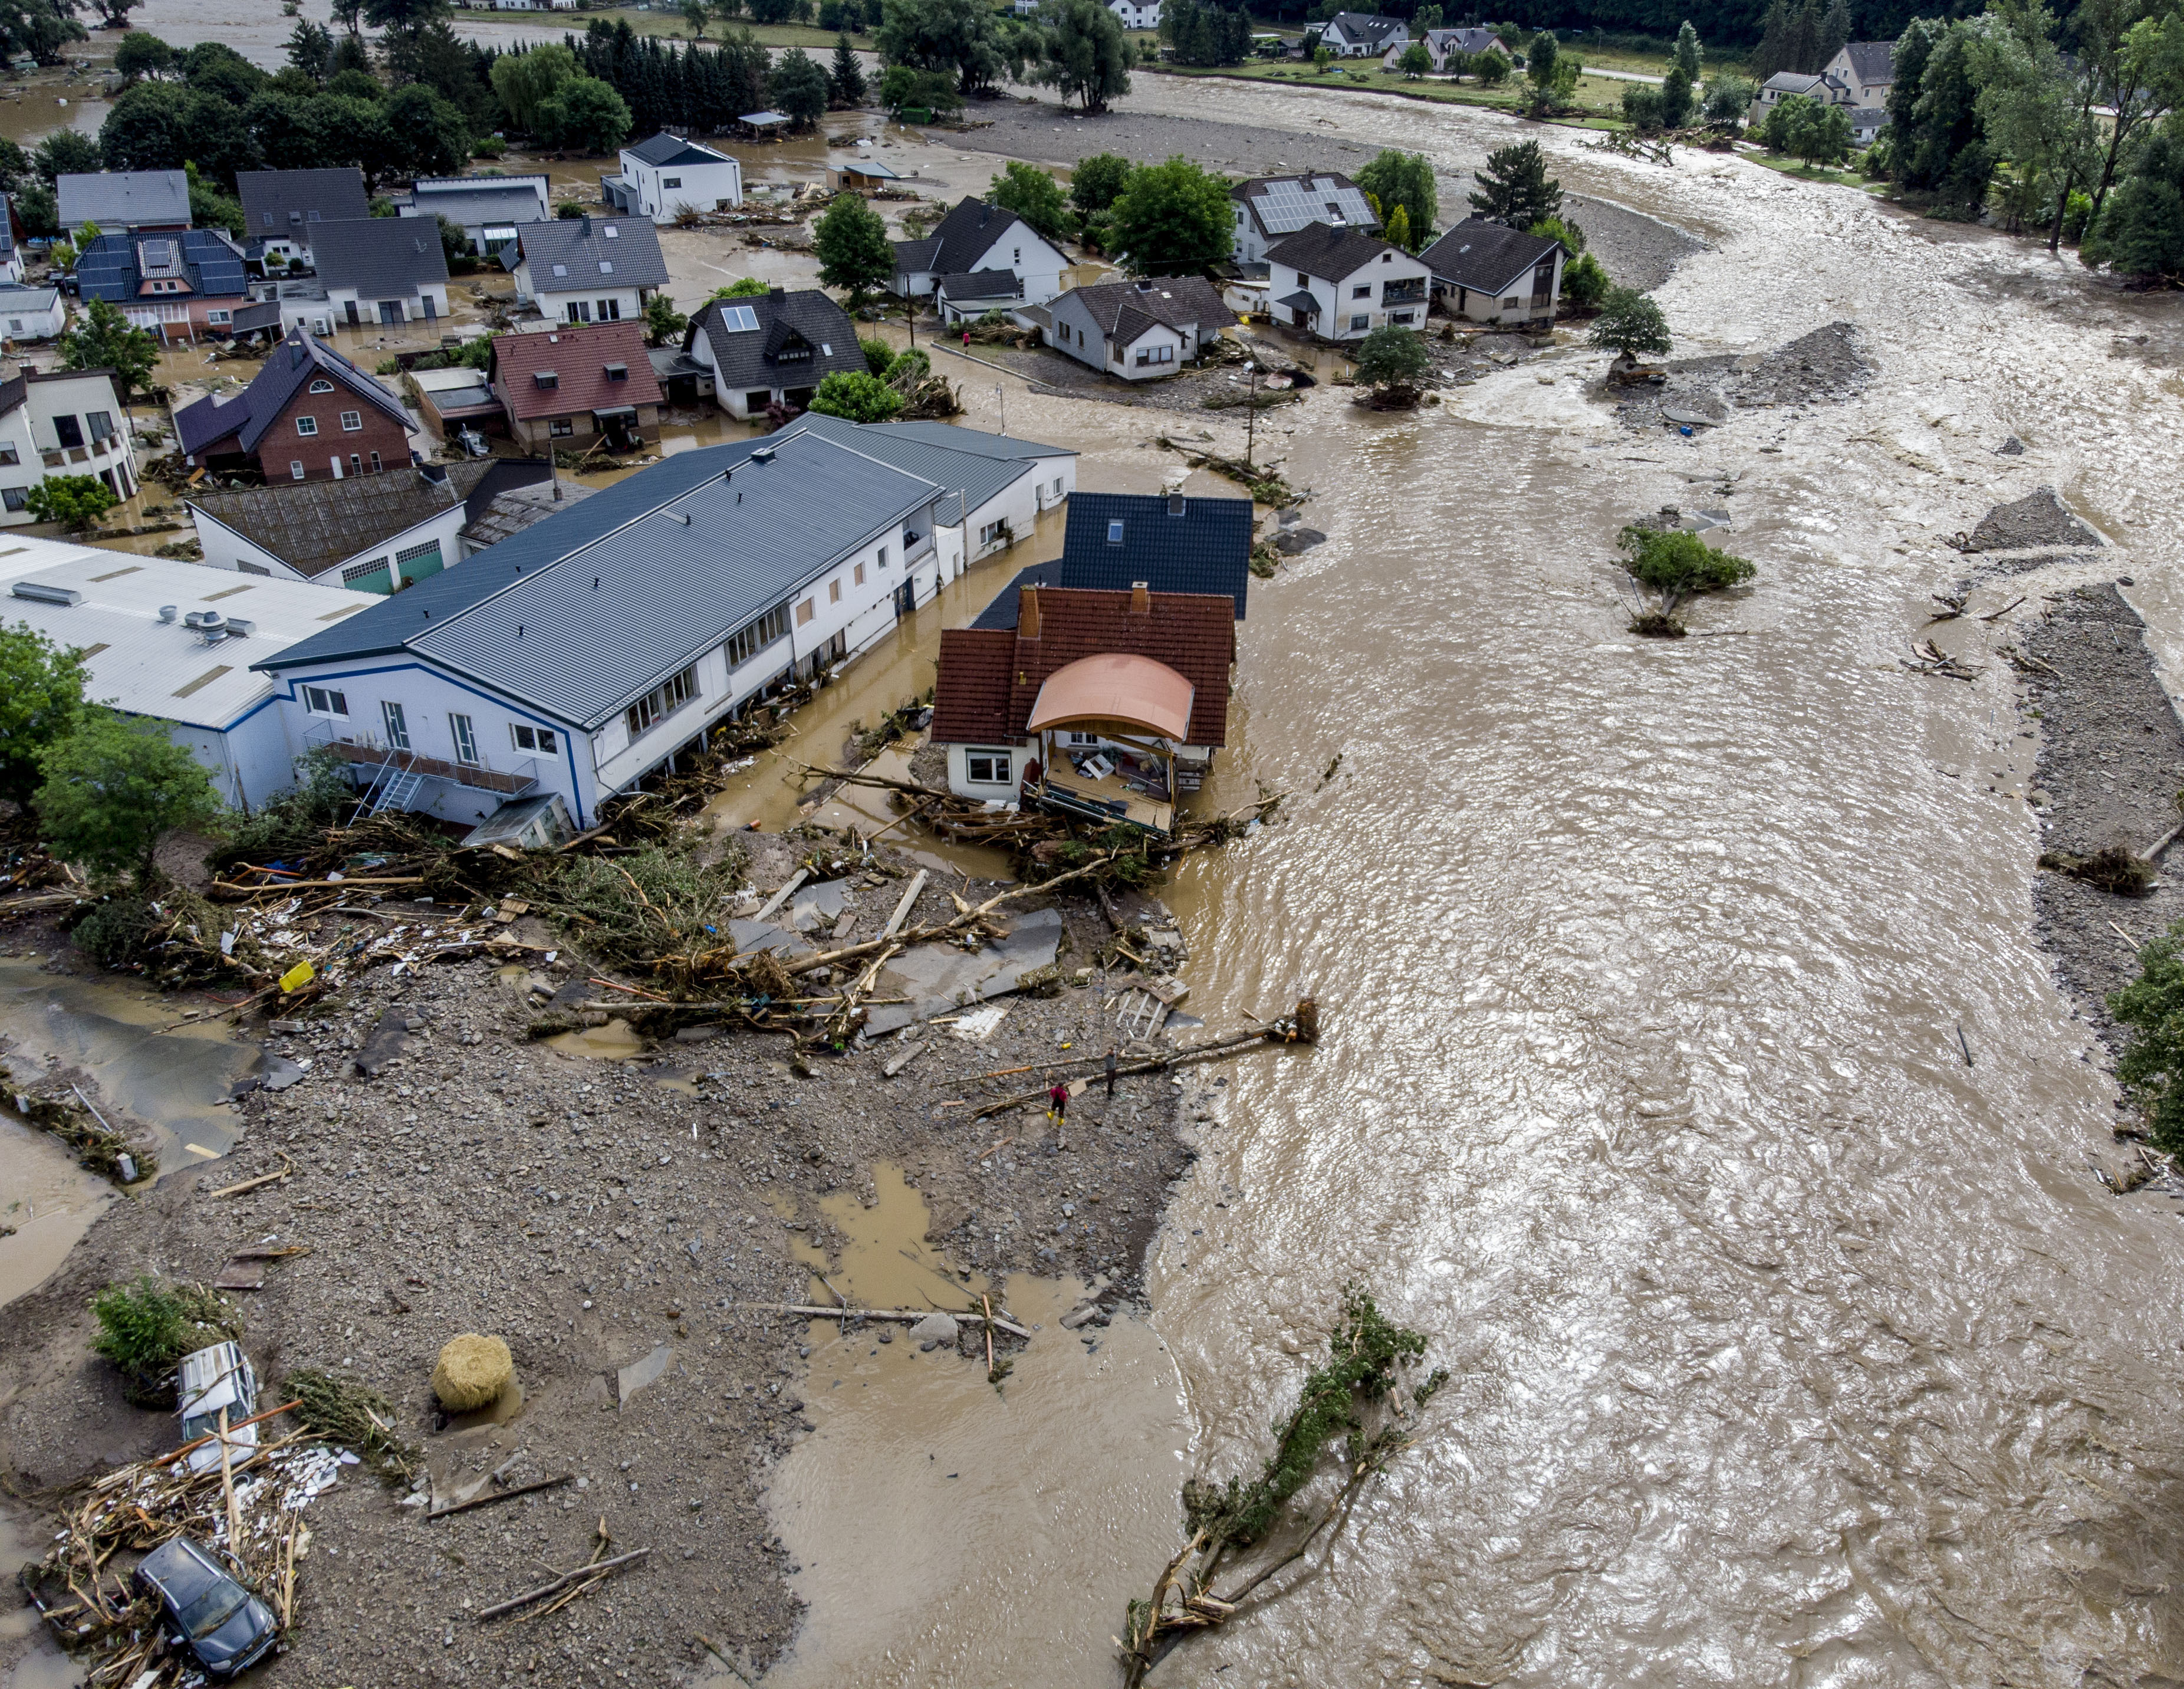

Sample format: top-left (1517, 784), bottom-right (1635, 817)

top-left (0, 850), bottom-right (1195, 1686)
top-left (2021, 582), bottom-right (2184, 1053)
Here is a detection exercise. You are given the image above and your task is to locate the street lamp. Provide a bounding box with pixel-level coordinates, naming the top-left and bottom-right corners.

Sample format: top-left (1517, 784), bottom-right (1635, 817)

top-left (1242, 361), bottom-right (1259, 471)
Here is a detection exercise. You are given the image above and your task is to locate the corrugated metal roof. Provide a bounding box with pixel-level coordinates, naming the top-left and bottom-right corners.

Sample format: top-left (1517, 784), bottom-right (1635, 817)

top-left (57, 169), bottom-right (189, 229)
top-left (408, 432), bottom-right (941, 725)
top-left (775, 412), bottom-right (1073, 519)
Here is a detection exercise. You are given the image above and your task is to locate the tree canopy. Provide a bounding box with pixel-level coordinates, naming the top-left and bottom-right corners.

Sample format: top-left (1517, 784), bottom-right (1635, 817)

top-left (1071, 150), bottom-right (1134, 213)
top-left (1356, 149), bottom-right (1435, 248)
top-left (769, 45), bottom-right (830, 127)
top-left (1617, 524), bottom-right (1755, 617)
top-left (0, 621), bottom-right (88, 806)
top-left (1160, 0), bottom-right (1249, 67)
top-left (808, 369), bottom-right (905, 422)
top-left (1352, 324), bottom-right (1430, 397)
top-left (1107, 155), bottom-right (1232, 274)
top-left (988, 159), bottom-right (1073, 238)
top-left (61, 298), bottom-right (159, 398)
top-left (1589, 286), bottom-right (1671, 359)
top-left (24, 474), bottom-right (118, 531)
top-left (35, 712), bottom-right (223, 889)
top-left (829, 31), bottom-right (867, 104)
top-left (1036, 0), bottom-right (1134, 114)
top-left (813, 190), bottom-right (896, 298)
top-left (1469, 140), bottom-right (1561, 229)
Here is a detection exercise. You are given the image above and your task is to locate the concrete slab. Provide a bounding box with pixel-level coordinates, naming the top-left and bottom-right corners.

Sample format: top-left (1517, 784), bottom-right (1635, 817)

top-left (863, 908), bottom-right (1063, 1036)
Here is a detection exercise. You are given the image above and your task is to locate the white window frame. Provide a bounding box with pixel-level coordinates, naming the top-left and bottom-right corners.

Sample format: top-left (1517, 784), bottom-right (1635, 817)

top-left (303, 684), bottom-right (349, 717)
top-left (295, 415), bottom-right (318, 436)
top-left (450, 712), bottom-right (480, 765)
top-left (511, 722), bottom-right (558, 754)
top-left (340, 409), bottom-right (363, 432)
top-left (965, 749), bottom-right (1013, 785)
top-left (382, 699), bottom-right (410, 748)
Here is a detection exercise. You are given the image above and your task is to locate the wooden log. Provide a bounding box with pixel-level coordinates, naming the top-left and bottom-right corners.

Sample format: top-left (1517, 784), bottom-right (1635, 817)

top-left (430, 1473), bottom-right (573, 1519)
top-left (748, 1303), bottom-right (1032, 1340)
top-left (881, 869), bottom-right (929, 938)
top-left (211, 876), bottom-right (426, 895)
top-left (476, 1548), bottom-right (652, 1620)
top-left (754, 869), bottom-right (808, 924)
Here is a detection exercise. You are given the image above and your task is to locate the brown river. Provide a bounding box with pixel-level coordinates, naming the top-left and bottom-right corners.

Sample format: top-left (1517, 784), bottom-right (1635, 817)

top-left (9, 32), bottom-right (2184, 1686)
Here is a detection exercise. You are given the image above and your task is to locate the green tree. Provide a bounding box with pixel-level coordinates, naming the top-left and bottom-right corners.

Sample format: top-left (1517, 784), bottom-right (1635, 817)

top-left (1469, 140), bottom-right (1560, 228)
top-left (830, 30), bottom-right (867, 104)
top-left (813, 189), bottom-right (895, 300)
top-left (490, 41), bottom-right (576, 133)
top-left (1311, 42), bottom-right (1333, 71)
top-left (61, 297), bottom-right (159, 397)
top-left (1159, 0), bottom-right (1248, 67)
top-left (1561, 251), bottom-right (1610, 309)
top-left (1106, 154), bottom-right (1232, 274)
top-left (1473, 46), bottom-right (1509, 84)
top-left (0, 0), bottom-right (87, 66)
top-left (1659, 63), bottom-right (1693, 126)
top-left (1397, 41), bottom-right (1430, 76)
top-left (1701, 73), bottom-right (1754, 124)
top-left (1529, 214), bottom-right (1586, 254)
top-left (182, 40), bottom-right (265, 101)
top-left (1617, 524), bottom-right (1755, 622)
top-left (1525, 27), bottom-right (1557, 109)
top-left (34, 128), bottom-right (100, 183)
top-left (0, 136), bottom-right (26, 193)
top-left (386, 81), bottom-right (473, 179)
top-left (860, 333), bottom-right (897, 373)
top-left (24, 474), bottom-right (117, 530)
top-left (1382, 203), bottom-right (1410, 247)
top-left (876, 0), bottom-right (1024, 95)
top-left (1760, 90), bottom-right (1814, 152)
top-left (682, 0), bottom-right (709, 35)
top-left (1970, 0), bottom-right (2102, 248)
top-left (643, 293), bottom-right (688, 346)
top-left (35, 711), bottom-right (222, 888)
top-left (537, 74), bottom-right (631, 153)
top-left (2081, 116), bottom-right (2184, 277)
top-left (1071, 150), bottom-right (1133, 215)
top-left (2111, 921), bottom-right (2184, 1153)
top-left (1356, 149), bottom-right (1435, 244)
top-left (1351, 323), bottom-right (1429, 399)
top-left (362, 0), bottom-right (449, 32)
top-left (1414, 2), bottom-right (1440, 26)
top-left (1789, 98), bottom-right (1853, 168)
top-left (184, 160), bottom-right (243, 237)
top-left (1037, 0), bottom-right (1134, 114)
top-left (988, 157), bottom-right (1072, 238)
top-left (770, 45), bottom-right (830, 127)
top-left (1887, 17), bottom-right (1992, 213)
top-left (877, 62), bottom-right (963, 114)
top-left (808, 369), bottom-right (904, 421)
top-left (1673, 19), bottom-right (1702, 79)
top-left (327, 65), bottom-right (381, 100)
top-left (284, 17), bottom-right (330, 81)
top-left (1589, 285), bottom-right (1670, 359)
top-left (712, 274), bottom-right (771, 297)
top-left (0, 622), bottom-right (87, 804)
top-left (1622, 81), bottom-right (1665, 129)
top-left (114, 29), bottom-right (174, 81)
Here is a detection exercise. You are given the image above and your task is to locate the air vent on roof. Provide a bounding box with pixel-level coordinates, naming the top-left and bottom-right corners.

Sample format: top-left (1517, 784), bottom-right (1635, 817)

top-left (223, 617), bottom-right (256, 638)
top-left (11, 581), bottom-right (80, 606)
top-left (750, 446), bottom-right (775, 464)
top-left (1167, 493), bottom-right (1185, 515)
top-left (159, 604), bottom-right (178, 623)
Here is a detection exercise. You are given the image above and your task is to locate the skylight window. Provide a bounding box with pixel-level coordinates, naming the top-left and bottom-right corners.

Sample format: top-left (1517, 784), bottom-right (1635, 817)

top-left (599, 260), bottom-right (614, 274)
top-left (1107, 520), bottom-right (1124, 544)
top-left (552, 263), bottom-right (568, 277)
top-left (719, 305), bottom-right (760, 332)
top-left (602, 224), bottom-right (619, 238)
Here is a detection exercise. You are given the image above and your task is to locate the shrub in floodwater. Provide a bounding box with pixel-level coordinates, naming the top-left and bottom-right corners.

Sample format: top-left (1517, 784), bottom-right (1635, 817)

top-left (1627, 610), bottom-right (1688, 639)
top-left (1617, 524), bottom-right (1755, 627)
top-left (67, 893), bottom-right (159, 968)
top-left (92, 1276), bottom-right (243, 1407)
top-left (2108, 924), bottom-right (2184, 1154)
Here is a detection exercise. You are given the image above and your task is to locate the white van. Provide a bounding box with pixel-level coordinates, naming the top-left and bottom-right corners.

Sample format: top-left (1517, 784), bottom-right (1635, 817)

top-left (176, 1342), bottom-right (259, 1476)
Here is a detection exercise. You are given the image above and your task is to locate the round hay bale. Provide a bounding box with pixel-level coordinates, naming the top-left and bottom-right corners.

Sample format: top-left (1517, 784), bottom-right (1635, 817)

top-left (432, 1333), bottom-right (512, 1412)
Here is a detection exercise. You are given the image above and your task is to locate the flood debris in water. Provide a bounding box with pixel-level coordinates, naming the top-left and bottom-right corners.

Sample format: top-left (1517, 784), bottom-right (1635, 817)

top-left (1118, 1285), bottom-right (1448, 1687)
top-left (6, 1080), bottom-right (156, 1185)
top-left (2038, 844), bottom-right (2159, 896)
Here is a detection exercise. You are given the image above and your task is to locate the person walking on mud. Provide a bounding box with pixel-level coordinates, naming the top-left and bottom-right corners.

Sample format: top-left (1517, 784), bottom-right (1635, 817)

top-left (1104, 1044), bottom-right (1119, 1097)
top-left (1047, 1073), bottom-right (1070, 1122)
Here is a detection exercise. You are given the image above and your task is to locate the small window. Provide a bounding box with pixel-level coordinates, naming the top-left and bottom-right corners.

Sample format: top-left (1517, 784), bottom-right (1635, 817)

top-left (450, 713), bottom-right (479, 765)
top-left (349, 453), bottom-right (362, 476)
top-left (381, 699), bottom-right (410, 748)
top-left (662, 176), bottom-right (681, 188)
top-left (512, 724), bottom-right (558, 754)
top-left (51, 414), bottom-right (81, 449)
top-left (1349, 314), bottom-right (1369, 331)
top-left (290, 461), bottom-right (305, 480)
top-left (599, 260), bottom-right (614, 274)
top-left (370, 451), bottom-right (381, 471)
top-left (343, 556), bottom-right (390, 585)
top-left (295, 415), bottom-right (318, 436)
top-left (206, 310), bottom-right (230, 325)
top-left (1106, 520), bottom-right (1124, 544)
top-left (304, 685), bottom-right (349, 717)
top-left (307, 209), bottom-right (321, 222)
top-left (552, 263), bottom-right (568, 277)
top-left (603, 363), bottom-right (627, 382)
top-left (548, 418), bottom-right (574, 438)
top-left (534, 371), bottom-right (559, 389)
top-left (0, 444), bottom-right (17, 466)
top-left (340, 409), bottom-right (362, 432)
top-left (795, 597), bottom-right (814, 626)
top-left (966, 750), bottom-right (1012, 784)
top-left (877, 545), bottom-right (889, 568)
top-left (602, 223), bottom-right (619, 236)
top-left (828, 579), bottom-right (841, 604)
top-left (308, 378), bottom-right (335, 394)
top-left (1353, 284), bottom-right (1370, 298)
top-left (0, 487), bottom-right (24, 512)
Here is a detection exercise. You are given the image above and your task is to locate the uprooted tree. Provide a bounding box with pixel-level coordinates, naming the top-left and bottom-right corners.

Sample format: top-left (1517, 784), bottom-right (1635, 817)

top-left (1616, 523), bottom-right (1755, 636)
top-left (1117, 1286), bottom-right (1448, 1687)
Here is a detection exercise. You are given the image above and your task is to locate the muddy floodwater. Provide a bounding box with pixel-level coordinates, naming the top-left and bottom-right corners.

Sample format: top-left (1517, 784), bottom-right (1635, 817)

top-left (736, 83), bottom-right (2184, 1689)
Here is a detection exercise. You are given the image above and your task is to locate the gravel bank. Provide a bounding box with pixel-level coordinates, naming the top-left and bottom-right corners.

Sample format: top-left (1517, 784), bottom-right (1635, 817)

top-left (946, 93), bottom-right (1702, 290)
top-left (1610, 321), bottom-right (1877, 432)
top-left (2021, 582), bottom-right (2184, 1053)
top-left (0, 855), bottom-right (1200, 1685)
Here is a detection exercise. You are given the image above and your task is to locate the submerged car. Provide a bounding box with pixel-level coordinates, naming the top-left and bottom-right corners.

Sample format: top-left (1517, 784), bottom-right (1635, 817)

top-left (133, 1536), bottom-right (278, 1678)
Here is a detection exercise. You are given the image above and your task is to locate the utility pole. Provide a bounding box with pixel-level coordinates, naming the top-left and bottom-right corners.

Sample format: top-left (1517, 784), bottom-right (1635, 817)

top-left (993, 383), bottom-right (1006, 436)
top-left (1243, 362), bottom-right (1259, 471)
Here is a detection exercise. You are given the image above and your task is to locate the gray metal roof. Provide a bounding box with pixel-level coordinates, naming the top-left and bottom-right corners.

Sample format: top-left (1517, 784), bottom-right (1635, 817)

top-left (936, 269), bottom-right (1022, 301)
top-left (57, 169), bottom-right (188, 229)
top-left (1265, 221), bottom-right (1409, 282)
top-left (516, 215), bottom-right (668, 293)
top-left (777, 412), bottom-right (1074, 518)
top-left (308, 218), bottom-right (450, 298)
top-left (409, 176), bottom-right (552, 229)
top-left (237, 169), bottom-right (370, 240)
top-left (390, 431), bottom-right (945, 727)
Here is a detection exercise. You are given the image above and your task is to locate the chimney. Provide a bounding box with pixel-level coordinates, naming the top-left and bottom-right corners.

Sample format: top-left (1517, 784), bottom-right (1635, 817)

top-left (1167, 492), bottom-right (1185, 516)
top-left (1019, 584), bottom-right (1041, 639)
top-left (1130, 580), bottom-right (1149, 615)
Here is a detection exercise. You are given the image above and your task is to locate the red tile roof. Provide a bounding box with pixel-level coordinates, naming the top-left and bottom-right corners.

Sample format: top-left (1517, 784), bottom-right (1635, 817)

top-left (932, 586), bottom-right (1235, 748)
top-left (492, 321), bottom-right (662, 422)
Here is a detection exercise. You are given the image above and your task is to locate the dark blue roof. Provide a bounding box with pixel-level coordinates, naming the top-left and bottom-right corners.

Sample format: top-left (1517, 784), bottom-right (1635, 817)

top-left (75, 228), bottom-right (248, 308)
top-left (1057, 492), bottom-right (1252, 620)
top-left (969, 562), bottom-right (1067, 630)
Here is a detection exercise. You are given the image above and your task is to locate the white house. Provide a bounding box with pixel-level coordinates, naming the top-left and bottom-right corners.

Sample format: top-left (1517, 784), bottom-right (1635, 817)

top-left (186, 459), bottom-right (531, 592)
top-left (1262, 222), bottom-right (1430, 341)
top-left (1044, 277), bottom-right (1236, 381)
top-left (512, 216), bottom-right (669, 326)
top-left (305, 218), bottom-right (452, 328)
top-left (1418, 219), bottom-right (1566, 326)
top-left (1109, 0), bottom-right (1160, 27)
top-left (1316, 12), bottom-right (1406, 55)
top-left (891, 196), bottom-right (1068, 309)
top-left (1230, 172), bottom-right (1380, 265)
top-left (603, 133), bottom-right (743, 224)
top-left (1748, 68), bottom-right (1850, 126)
top-left (1406, 25), bottom-right (1499, 70)
top-left (403, 175), bottom-right (552, 255)
top-left (0, 367), bottom-right (138, 521)
top-left (0, 539), bottom-right (379, 811)
top-left (251, 432), bottom-right (961, 832)
top-left (1826, 40), bottom-right (1895, 107)
top-left (0, 285), bottom-right (66, 341)
top-left (776, 412), bottom-right (1077, 580)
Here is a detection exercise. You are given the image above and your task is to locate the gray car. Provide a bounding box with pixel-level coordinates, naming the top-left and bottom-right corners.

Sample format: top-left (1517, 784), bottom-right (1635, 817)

top-left (133, 1536), bottom-right (278, 1678)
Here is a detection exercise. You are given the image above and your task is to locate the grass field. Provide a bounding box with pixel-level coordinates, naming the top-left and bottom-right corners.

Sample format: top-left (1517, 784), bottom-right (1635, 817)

top-left (448, 5), bottom-right (873, 50)
top-left (1146, 59), bottom-right (1643, 119)
top-left (1742, 150), bottom-right (1883, 192)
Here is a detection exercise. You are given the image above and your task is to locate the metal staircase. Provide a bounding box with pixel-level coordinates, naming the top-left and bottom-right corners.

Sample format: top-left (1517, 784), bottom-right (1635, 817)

top-left (350, 751), bottom-right (423, 824)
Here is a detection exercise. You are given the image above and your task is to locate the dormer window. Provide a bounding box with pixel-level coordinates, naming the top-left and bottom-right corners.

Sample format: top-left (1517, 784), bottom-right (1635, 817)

top-left (603, 362), bottom-right (627, 382)
top-left (534, 370), bottom-right (558, 389)
top-left (308, 379), bottom-right (335, 393)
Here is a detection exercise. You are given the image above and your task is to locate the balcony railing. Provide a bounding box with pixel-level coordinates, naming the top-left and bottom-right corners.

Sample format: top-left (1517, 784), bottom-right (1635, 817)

top-left (306, 723), bottom-right (539, 797)
top-left (1381, 281), bottom-right (1427, 305)
top-left (40, 432), bottom-right (125, 470)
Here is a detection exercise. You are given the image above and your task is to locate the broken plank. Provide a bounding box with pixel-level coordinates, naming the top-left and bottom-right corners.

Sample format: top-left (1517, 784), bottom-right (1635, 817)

top-left (476, 1547), bottom-right (650, 1619)
top-left (754, 869), bottom-right (809, 924)
top-left (747, 1302), bottom-right (1032, 1340)
top-left (881, 869), bottom-right (929, 939)
top-left (430, 1473), bottom-right (574, 1520)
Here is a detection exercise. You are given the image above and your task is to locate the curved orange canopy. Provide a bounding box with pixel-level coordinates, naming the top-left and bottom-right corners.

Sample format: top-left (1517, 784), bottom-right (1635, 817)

top-left (1025, 653), bottom-right (1195, 741)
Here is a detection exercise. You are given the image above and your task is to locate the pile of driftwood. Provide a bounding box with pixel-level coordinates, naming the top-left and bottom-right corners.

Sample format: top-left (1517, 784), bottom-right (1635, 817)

top-left (22, 1404), bottom-right (337, 1689)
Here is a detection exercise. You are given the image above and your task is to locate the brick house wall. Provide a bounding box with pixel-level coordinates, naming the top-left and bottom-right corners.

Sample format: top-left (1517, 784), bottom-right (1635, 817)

top-left (255, 380), bottom-right (412, 482)
top-left (508, 402), bottom-right (659, 453)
